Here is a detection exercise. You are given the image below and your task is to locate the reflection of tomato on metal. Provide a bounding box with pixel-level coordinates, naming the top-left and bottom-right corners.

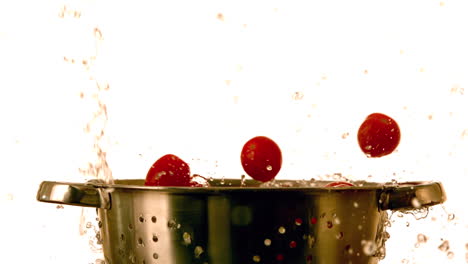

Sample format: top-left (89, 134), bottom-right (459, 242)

top-left (240, 136), bottom-right (283, 182)
top-left (357, 113), bottom-right (401, 158)
top-left (325, 181), bottom-right (355, 187)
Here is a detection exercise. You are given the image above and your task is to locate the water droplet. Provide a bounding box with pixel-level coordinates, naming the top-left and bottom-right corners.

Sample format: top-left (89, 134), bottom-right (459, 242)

top-left (128, 224), bottom-right (133, 230)
top-left (194, 246), bottom-right (204, 258)
top-left (292, 91), bottom-right (304, 100)
top-left (336, 232), bottom-right (344, 240)
top-left (139, 215), bottom-right (145, 223)
top-left (86, 222), bottom-right (93, 228)
top-left (361, 240), bottom-right (377, 256)
top-left (365, 145), bottom-right (372, 150)
top-left (357, 225), bottom-right (362, 230)
top-left (151, 216), bottom-right (157, 223)
top-left (289, 241), bottom-right (297, 248)
top-left (56, 205), bottom-right (64, 209)
top-left (341, 132), bottom-right (349, 139)
top-left (252, 255), bottom-right (261, 262)
top-left (411, 198), bottom-right (422, 208)
top-left (417, 234), bottom-right (428, 243)
top-left (447, 251), bottom-right (454, 259)
top-left (295, 218), bottom-right (303, 226)
top-left (137, 237), bottom-right (144, 246)
top-left (129, 254), bottom-right (136, 263)
top-left (405, 222), bottom-right (410, 227)
top-left (120, 233), bottom-right (125, 241)
top-left (327, 221), bottom-right (333, 228)
top-left (334, 217), bottom-right (341, 225)
top-left (465, 243), bottom-right (468, 250)
top-left (346, 245), bottom-right (354, 255)
top-left (278, 226), bottom-right (286, 234)
top-left (183, 232), bottom-right (192, 245)
top-left (447, 213), bottom-right (455, 221)
top-left (353, 202), bottom-right (359, 208)
top-left (240, 174), bottom-right (246, 186)
top-left (307, 235), bottom-right (316, 248)
top-left (266, 165), bottom-right (273, 171)
top-left (264, 238), bottom-right (272, 246)
top-left (438, 240), bottom-right (450, 252)
top-left (98, 221), bottom-right (102, 228)
top-left (152, 234), bottom-right (158, 242)
top-left (153, 253), bottom-right (159, 259)
top-left (168, 219), bottom-right (177, 229)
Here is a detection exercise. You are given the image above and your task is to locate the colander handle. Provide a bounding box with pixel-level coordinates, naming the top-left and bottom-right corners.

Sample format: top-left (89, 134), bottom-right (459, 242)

top-left (378, 181), bottom-right (447, 211)
top-left (36, 181), bottom-right (111, 209)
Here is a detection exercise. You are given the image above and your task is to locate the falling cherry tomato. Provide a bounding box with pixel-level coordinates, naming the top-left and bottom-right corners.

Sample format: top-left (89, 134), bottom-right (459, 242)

top-left (145, 154), bottom-right (191, 186)
top-left (240, 136), bottom-right (282, 182)
top-left (357, 113), bottom-right (401, 158)
top-left (325, 181), bottom-right (355, 187)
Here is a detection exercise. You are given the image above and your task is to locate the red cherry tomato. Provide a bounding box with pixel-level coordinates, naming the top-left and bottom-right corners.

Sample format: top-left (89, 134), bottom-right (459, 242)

top-left (145, 154), bottom-right (191, 186)
top-left (357, 113), bottom-right (401, 158)
top-left (325, 181), bottom-right (354, 187)
top-left (240, 136), bottom-right (282, 182)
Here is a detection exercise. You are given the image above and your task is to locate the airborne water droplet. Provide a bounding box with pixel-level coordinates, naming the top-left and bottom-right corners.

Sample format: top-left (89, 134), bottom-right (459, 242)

top-left (438, 240), bottom-right (450, 252)
top-left (447, 213), bottom-right (455, 221)
top-left (264, 238), bottom-right (272, 246)
top-left (266, 165), bottom-right (273, 171)
top-left (417, 234), bottom-right (428, 243)
top-left (252, 255), bottom-right (261, 262)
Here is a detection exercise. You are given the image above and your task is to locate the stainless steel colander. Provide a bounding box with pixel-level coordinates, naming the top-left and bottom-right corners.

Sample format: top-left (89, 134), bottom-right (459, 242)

top-left (37, 179), bottom-right (446, 264)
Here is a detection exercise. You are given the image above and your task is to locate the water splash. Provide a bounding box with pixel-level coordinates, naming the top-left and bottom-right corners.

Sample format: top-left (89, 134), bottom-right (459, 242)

top-left (60, 3), bottom-right (111, 262)
top-left (72, 10), bottom-right (113, 185)
top-left (374, 211), bottom-right (390, 259)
